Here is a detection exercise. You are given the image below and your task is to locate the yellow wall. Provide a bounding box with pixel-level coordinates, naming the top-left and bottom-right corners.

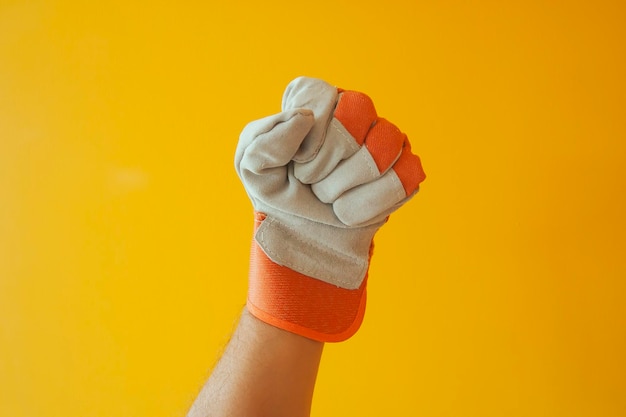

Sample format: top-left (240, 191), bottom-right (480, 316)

top-left (1, 1), bottom-right (625, 416)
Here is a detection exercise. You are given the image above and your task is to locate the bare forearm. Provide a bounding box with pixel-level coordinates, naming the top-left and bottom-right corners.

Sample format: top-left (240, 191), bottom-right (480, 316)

top-left (187, 308), bottom-right (324, 417)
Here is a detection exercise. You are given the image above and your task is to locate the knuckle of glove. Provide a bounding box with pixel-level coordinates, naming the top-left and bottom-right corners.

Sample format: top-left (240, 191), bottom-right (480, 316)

top-left (235, 109), bottom-right (315, 206)
top-left (281, 77), bottom-right (338, 164)
top-left (310, 88), bottom-right (426, 226)
top-left (236, 77), bottom-right (426, 229)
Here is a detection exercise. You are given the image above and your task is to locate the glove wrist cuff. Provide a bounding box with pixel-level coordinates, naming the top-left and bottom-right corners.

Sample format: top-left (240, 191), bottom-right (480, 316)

top-left (247, 213), bottom-right (367, 343)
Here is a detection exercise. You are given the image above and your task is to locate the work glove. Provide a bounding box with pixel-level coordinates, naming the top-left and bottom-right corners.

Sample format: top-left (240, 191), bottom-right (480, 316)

top-left (235, 77), bottom-right (425, 342)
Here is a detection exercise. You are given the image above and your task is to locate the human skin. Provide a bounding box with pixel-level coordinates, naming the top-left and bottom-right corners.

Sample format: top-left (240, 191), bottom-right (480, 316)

top-left (186, 308), bottom-right (324, 417)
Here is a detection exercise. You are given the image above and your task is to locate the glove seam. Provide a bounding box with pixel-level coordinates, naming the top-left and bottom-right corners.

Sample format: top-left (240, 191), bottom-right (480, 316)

top-left (331, 118), bottom-right (361, 159)
top-left (242, 110), bottom-right (314, 174)
top-left (258, 216), bottom-right (367, 289)
top-left (263, 216), bottom-right (362, 263)
top-left (389, 170), bottom-right (408, 201)
top-left (357, 144), bottom-right (379, 179)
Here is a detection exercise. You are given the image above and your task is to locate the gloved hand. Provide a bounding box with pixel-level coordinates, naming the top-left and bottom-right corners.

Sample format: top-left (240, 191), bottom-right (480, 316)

top-left (235, 77), bottom-right (425, 342)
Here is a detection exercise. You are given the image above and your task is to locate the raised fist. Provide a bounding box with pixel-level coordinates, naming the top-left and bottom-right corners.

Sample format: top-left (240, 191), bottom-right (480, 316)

top-left (235, 77), bottom-right (425, 342)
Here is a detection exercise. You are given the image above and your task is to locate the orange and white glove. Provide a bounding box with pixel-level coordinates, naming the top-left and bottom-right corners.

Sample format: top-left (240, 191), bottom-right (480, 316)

top-left (234, 77), bottom-right (426, 342)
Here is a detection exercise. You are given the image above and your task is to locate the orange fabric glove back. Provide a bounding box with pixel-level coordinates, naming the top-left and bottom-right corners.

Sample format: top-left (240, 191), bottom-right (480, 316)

top-left (235, 77), bottom-right (425, 342)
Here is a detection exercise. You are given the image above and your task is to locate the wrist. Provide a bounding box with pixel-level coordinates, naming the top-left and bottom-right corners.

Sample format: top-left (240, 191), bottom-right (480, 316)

top-left (247, 219), bottom-right (368, 342)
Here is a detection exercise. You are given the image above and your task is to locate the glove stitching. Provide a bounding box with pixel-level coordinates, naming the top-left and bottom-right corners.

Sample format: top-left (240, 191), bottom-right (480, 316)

top-left (331, 118), bottom-right (361, 157)
top-left (389, 170), bottom-right (407, 201)
top-left (358, 146), bottom-right (379, 179)
top-left (259, 216), bottom-right (367, 289)
top-left (331, 119), bottom-right (378, 181)
top-left (274, 216), bottom-right (362, 261)
top-left (241, 110), bottom-right (314, 174)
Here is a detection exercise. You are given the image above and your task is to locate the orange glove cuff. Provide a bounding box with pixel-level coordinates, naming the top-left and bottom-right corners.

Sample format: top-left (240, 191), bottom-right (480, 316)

top-left (247, 213), bottom-right (368, 343)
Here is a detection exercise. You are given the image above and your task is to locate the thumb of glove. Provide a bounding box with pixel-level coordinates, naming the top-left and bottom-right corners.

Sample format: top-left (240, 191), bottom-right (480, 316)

top-left (235, 108), bottom-right (315, 209)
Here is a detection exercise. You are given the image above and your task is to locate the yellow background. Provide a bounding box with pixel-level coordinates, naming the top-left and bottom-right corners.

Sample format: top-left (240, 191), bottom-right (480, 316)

top-left (1, 1), bottom-right (625, 416)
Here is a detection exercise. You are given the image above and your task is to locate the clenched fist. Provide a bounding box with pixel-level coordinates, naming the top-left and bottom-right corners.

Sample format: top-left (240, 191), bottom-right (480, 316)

top-left (235, 77), bottom-right (425, 342)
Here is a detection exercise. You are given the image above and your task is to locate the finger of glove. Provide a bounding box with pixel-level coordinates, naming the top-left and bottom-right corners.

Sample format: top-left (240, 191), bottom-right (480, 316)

top-left (333, 139), bottom-right (426, 226)
top-left (293, 90), bottom-right (378, 184)
top-left (281, 77), bottom-right (338, 163)
top-left (311, 118), bottom-right (405, 203)
top-left (235, 109), bottom-right (315, 195)
top-left (333, 90), bottom-right (378, 145)
top-left (392, 139), bottom-right (426, 196)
